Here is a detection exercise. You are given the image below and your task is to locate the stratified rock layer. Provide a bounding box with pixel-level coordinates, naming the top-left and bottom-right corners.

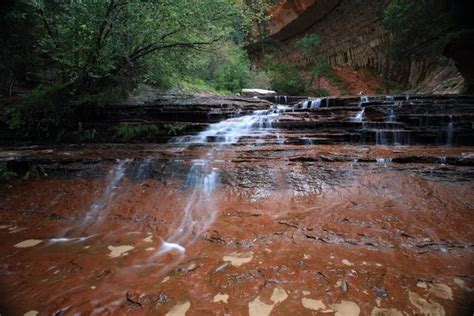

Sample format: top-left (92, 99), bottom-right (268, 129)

top-left (0, 95), bottom-right (472, 315)
top-left (250, 0), bottom-right (465, 93)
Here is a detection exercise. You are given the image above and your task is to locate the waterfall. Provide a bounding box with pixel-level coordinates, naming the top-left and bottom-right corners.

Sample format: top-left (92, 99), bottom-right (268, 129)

top-left (310, 98), bottom-right (321, 109)
top-left (375, 130), bottom-right (409, 146)
top-left (299, 98), bottom-right (321, 110)
top-left (446, 115), bottom-right (454, 146)
top-left (165, 108), bottom-right (284, 252)
top-left (353, 107), bottom-right (365, 122)
top-left (387, 108), bottom-right (396, 122)
top-left (76, 159), bottom-right (131, 234)
top-left (170, 109), bottom-right (279, 144)
top-left (43, 110), bottom-right (287, 311)
top-left (47, 158), bottom-right (132, 242)
top-left (165, 159), bottom-right (219, 246)
top-left (376, 158), bottom-right (393, 163)
top-left (274, 95), bottom-right (288, 105)
top-left (376, 130), bottom-right (387, 145)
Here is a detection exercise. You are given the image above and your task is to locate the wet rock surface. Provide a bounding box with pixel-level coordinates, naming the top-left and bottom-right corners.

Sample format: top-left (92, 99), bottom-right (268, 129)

top-left (0, 96), bottom-right (473, 315)
top-left (262, 94), bottom-right (474, 147)
top-left (0, 96), bottom-right (273, 144)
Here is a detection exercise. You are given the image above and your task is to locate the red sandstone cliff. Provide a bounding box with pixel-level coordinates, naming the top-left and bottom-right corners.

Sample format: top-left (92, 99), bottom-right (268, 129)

top-left (250, 0), bottom-right (465, 95)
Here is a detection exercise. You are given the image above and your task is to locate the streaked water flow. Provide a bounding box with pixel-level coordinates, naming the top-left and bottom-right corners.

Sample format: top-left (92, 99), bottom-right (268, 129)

top-left (162, 107), bottom-right (286, 253)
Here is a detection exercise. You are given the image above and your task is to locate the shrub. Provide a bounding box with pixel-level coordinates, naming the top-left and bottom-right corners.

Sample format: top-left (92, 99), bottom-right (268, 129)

top-left (298, 34), bottom-right (321, 64)
top-left (113, 123), bottom-right (188, 141)
top-left (270, 64), bottom-right (306, 95)
top-left (0, 162), bottom-right (16, 181)
top-left (214, 49), bottom-right (251, 93)
top-left (215, 62), bottom-right (251, 93)
top-left (322, 68), bottom-right (350, 95)
top-left (383, 0), bottom-right (452, 59)
top-left (248, 68), bottom-right (272, 90)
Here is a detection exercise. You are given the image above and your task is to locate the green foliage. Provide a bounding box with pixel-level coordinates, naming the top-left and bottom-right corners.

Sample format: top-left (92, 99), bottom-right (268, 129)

top-left (23, 165), bottom-right (47, 180)
top-left (1, 0), bottom-right (271, 97)
top-left (258, 39), bottom-right (282, 55)
top-left (373, 79), bottom-right (410, 95)
top-left (78, 128), bottom-right (97, 142)
top-left (322, 68), bottom-right (350, 95)
top-left (0, 0), bottom-right (40, 97)
top-left (172, 79), bottom-right (228, 96)
top-left (113, 123), bottom-right (161, 141)
top-left (384, 80), bottom-right (409, 94)
top-left (374, 85), bottom-right (385, 95)
top-left (143, 41), bottom-right (254, 94)
top-left (248, 68), bottom-right (272, 90)
top-left (269, 64), bottom-right (306, 95)
top-left (163, 123), bottom-right (187, 136)
top-left (312, 88), bottom-right (329, 97)
top-left (296, 34), bottom-right (333, 93)
top-left (383, 0), bottom-right (453, 59)
top-left (3, 83), bottom-right (72, 138)
top-left (112, 123), bottom-right (187, 141)
top-left (0, 162), bottom-right (16, 181)
top-left (0, 1), bottom-right (274, 140)
top-left (215, 51), bottom-right (251, 93)
top-left (262, 34), bottom-right (330, 95)
top-left (298, 34), bottom-right (321, 63)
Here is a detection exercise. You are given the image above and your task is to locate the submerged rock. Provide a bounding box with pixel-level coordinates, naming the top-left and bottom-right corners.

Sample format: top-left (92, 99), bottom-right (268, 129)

top-left (165, 301), bottom-right (190, 316)
top-left (332, 300), bottom-right (361, 316)
top-left (223, 251), bottom-right (253, 267)
top-left (14, 239), bottom-right (42, 248)
top-left (409, 291), bottom-right (446, 316)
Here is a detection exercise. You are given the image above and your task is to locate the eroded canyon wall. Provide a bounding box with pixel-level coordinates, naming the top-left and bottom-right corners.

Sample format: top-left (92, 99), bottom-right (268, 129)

top-left (253, 0), bottom-right (464, 94)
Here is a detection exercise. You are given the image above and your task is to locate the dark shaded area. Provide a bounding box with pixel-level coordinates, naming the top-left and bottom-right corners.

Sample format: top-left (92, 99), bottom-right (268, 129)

top-left (444, 0), bottom-right (474, 94)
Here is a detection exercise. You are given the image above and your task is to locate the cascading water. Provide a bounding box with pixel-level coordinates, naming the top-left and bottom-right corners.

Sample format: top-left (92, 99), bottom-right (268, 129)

top-left (163, 107), bottom-right (286, 253)
top-left (47, 106), bottom-right (287, 312)
top-left (165, 159), bottom-right (219, 246)
top-left (274, 95), bottom-right (288, 105)
top-left (299, 98), bottom-right (322, 110)
top-left (54, 158), bottom-right (131, 239)
top-left (310, 98), bottom-right (321, 109)
top-left (82, 159), bottom-right (130, 223)
top-left (376, 158), bottom-right (393, 164)
top-left (375, 130), bottom-right (388, 145)
top-left (387, 108), bottom-right (396, 122)
top-left (372, 97), bottom-right (409, 146)
top-left (446, 115), bottom-right (454, 146)
top-left (170, 110), bottom-right (275, 144)
top-left (353, 107), bottom-right (365, 122)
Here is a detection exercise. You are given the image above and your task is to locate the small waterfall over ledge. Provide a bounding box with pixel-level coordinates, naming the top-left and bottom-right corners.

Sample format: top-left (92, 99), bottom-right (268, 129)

top-left (353, 107), bottom-right (365, 122)
top-left (155, 108), bottom-right (287, 255)
top-left (446, 115), bottom-right (454, 146)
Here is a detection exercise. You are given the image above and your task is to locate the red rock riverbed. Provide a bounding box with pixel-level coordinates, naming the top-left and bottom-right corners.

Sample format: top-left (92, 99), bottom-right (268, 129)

top-left (0, 144), bottom-right (473, 315)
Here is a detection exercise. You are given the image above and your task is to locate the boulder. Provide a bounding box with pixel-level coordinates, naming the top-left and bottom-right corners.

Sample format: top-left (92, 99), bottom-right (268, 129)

top-left (241, 89), bottom-right (276, 97)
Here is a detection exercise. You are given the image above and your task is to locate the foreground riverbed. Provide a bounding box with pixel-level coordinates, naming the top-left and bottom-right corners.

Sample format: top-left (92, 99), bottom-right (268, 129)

top-left (0, 142), bottom-right (473, 315)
